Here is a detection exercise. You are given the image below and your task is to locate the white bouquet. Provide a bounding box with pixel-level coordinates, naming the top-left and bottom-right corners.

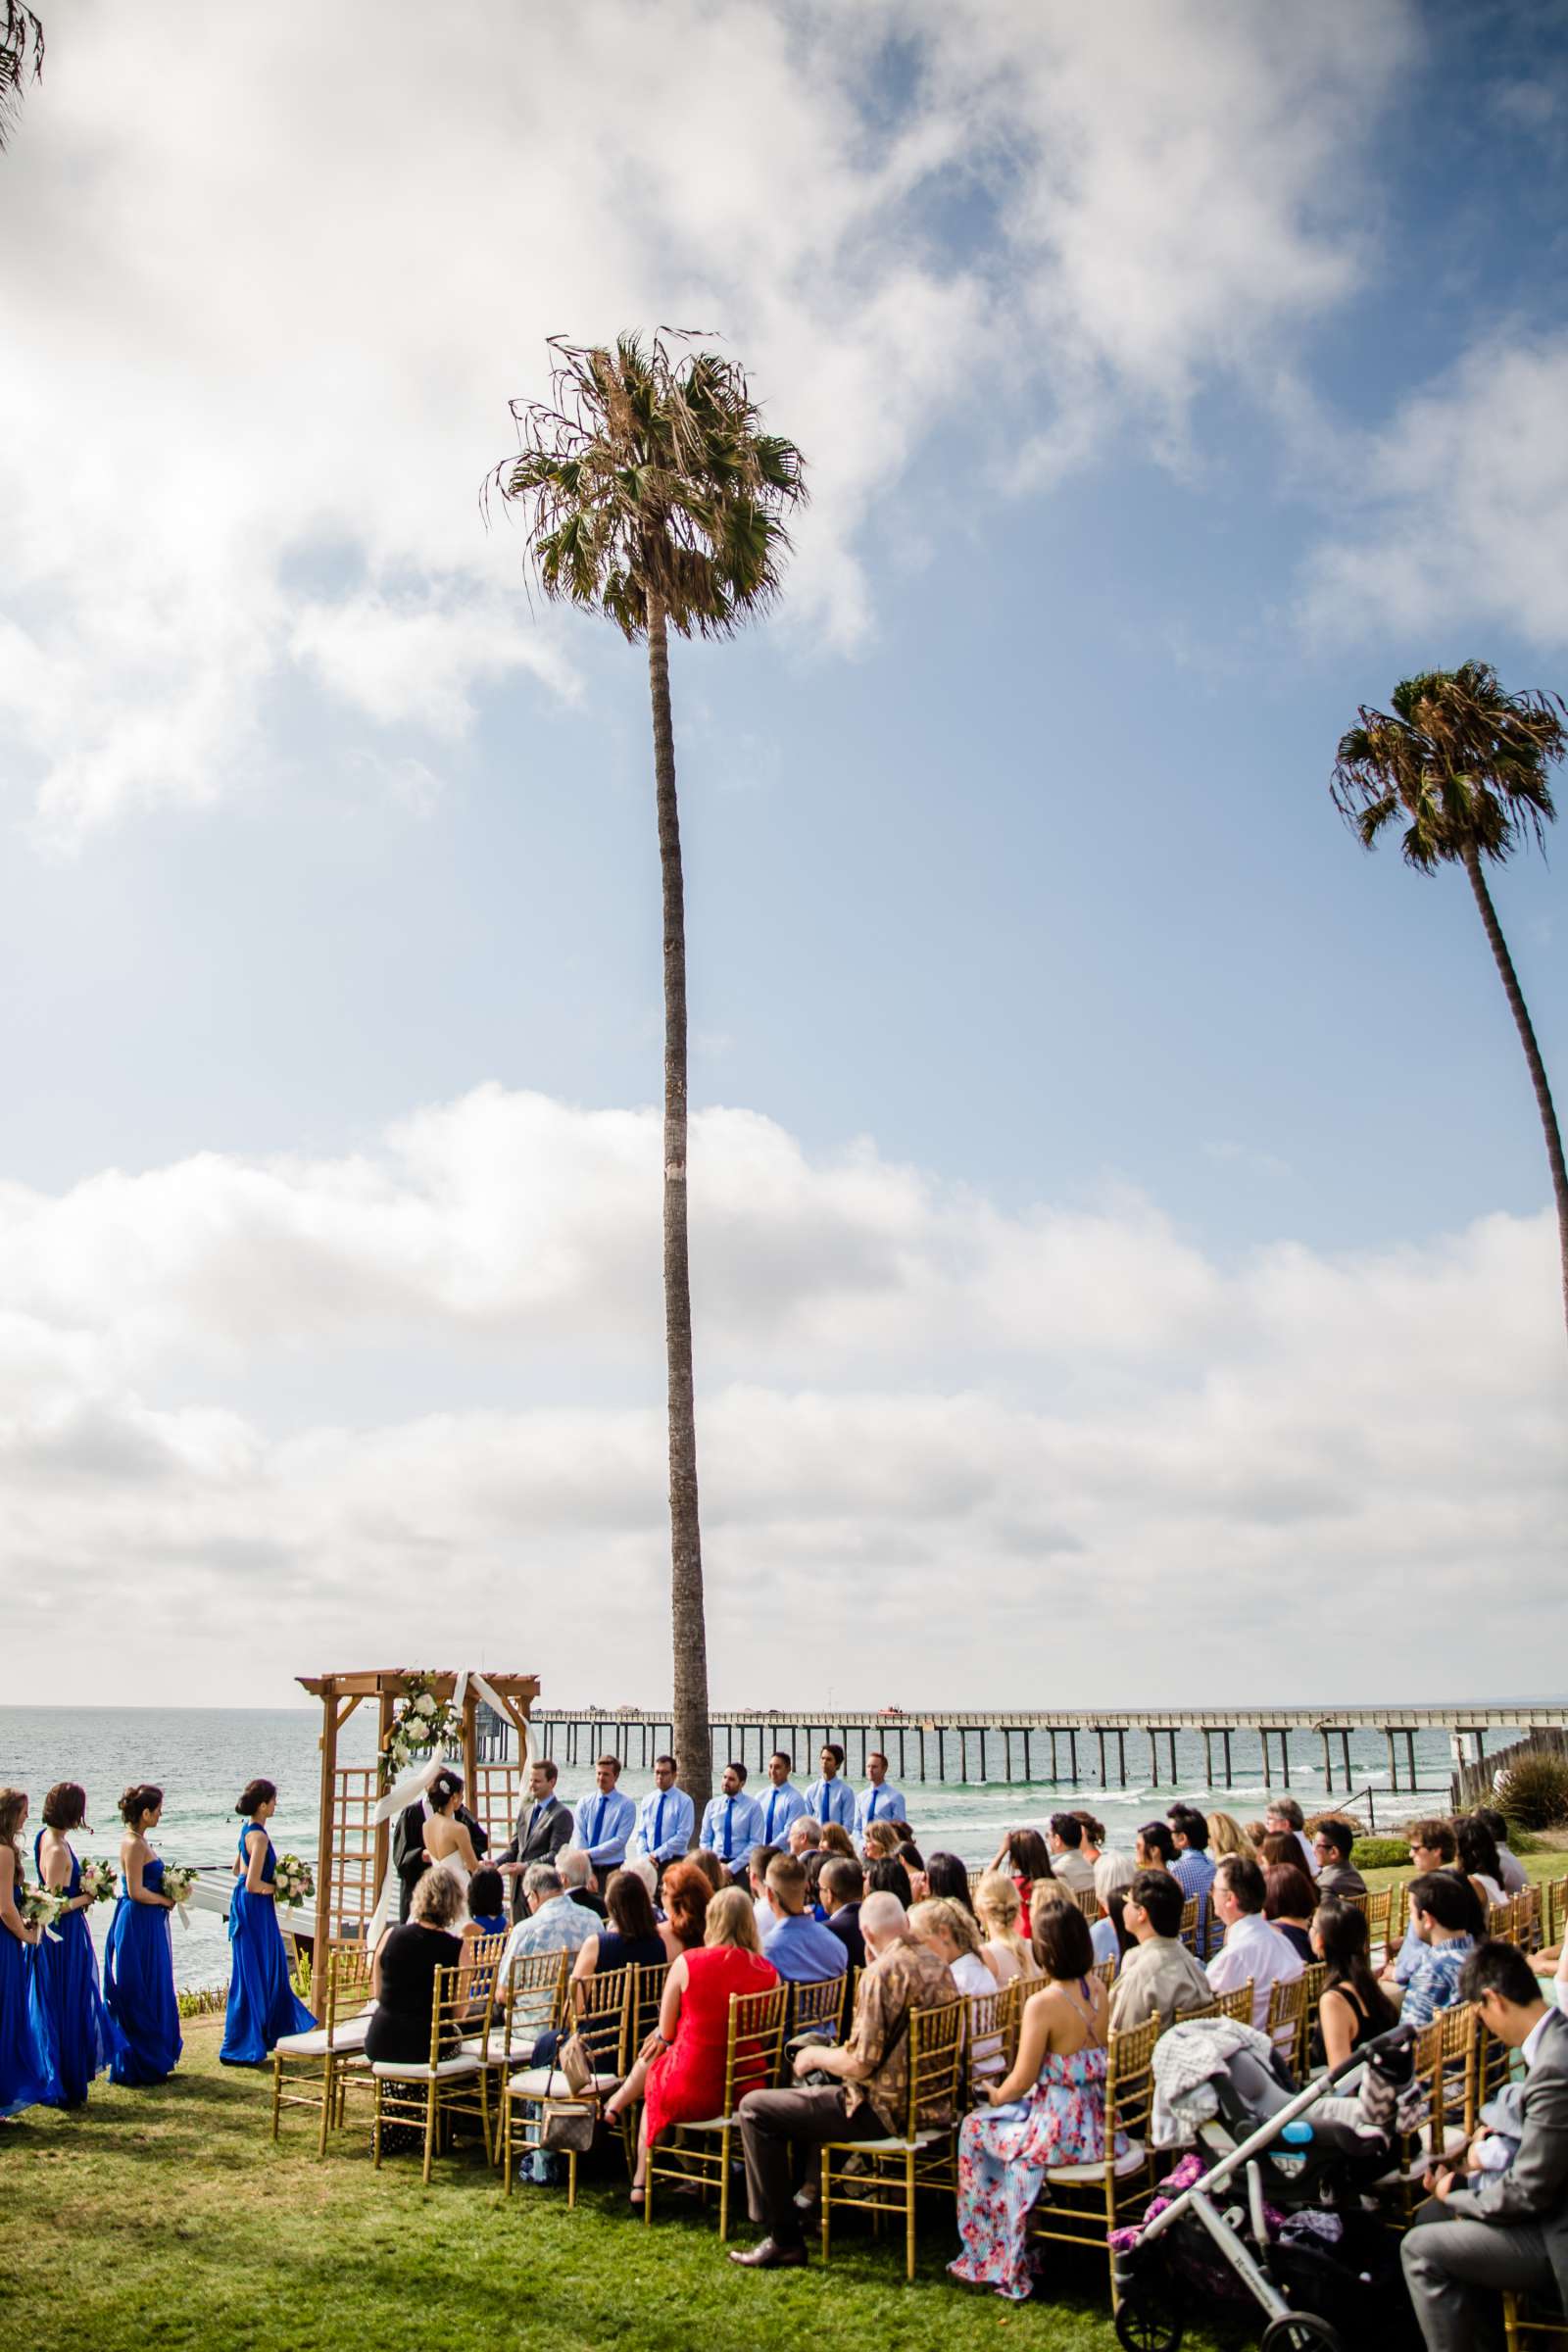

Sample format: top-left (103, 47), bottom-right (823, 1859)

top-left (77, 1858), bottom-right (119, 1905)
top-left (160, 1864), bottom-right (198, 1925)
top-left (19, 1886), bottom-right (69, 1940)
top-left (272, 1853), bottom-right (315, 1907)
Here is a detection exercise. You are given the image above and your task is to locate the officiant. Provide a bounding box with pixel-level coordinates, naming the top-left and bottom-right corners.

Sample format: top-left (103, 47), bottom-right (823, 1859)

top-left (496, 1760), bottom-right (575, 1924)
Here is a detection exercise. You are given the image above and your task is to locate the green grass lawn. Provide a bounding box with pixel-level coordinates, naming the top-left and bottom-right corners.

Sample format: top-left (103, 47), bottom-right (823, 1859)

top-left (5, 2016), bottom-right (1238, 2352)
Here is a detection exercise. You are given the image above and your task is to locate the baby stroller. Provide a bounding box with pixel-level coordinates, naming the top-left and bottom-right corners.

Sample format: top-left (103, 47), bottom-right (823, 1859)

top-left (1111, 2023), bottom-right (1415, 2352)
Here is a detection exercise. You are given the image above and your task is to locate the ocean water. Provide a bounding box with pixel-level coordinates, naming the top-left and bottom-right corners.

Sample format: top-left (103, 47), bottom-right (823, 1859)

top-left (0, 1706), bottom-right (1466, 1988)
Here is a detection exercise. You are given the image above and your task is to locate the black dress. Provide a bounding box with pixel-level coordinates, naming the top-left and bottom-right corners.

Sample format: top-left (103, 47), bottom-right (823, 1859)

top-left (365, 1926), bottom-right (465, 2065)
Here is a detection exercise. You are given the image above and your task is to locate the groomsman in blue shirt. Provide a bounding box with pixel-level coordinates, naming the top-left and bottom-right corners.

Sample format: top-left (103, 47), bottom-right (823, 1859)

top-left (631, 1752), bottom-right (696, 1870)
top-left (758, 1750), bottom-right (807, 1848)
top-left (855, 1749), bottom-right (906, 1837)
top-left (572, 1753), bottom-right (638, 1888)
top-left (805, 1743), bottom-right (857, 1833)
top-left (701, 1761), bottom-right (764, 1880)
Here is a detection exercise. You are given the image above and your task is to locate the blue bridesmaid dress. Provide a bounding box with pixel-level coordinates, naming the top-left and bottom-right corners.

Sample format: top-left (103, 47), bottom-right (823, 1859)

top-left (220, 1827), bottom-right (314, 2066)
top-left (28, 1836), bottom-right (124, 2106)
top-left (0, 1883), bottom-right (51, 2118)
top-left (105, 1856), bottom-right (182, 2084)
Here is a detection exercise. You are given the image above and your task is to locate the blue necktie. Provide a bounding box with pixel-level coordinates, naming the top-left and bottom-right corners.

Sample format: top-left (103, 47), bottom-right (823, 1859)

top-left (653, 1793), bottom-right (666, 1852)
top-left (591, 1796), bottom-right (605, 1847)
top-left (869, 1787), bottom-right (880, 1821)
top-left (722, 1797), bottom-right (734, 1861)
top-left (766, 1791), bottom-right (777, 1840)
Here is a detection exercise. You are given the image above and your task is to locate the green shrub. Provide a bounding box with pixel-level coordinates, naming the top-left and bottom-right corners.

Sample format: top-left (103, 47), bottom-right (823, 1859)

top-left (1494, 1752), bottom-right (1568, 1831)
top-left (1351, 1837), bottom-right (1411, 1870)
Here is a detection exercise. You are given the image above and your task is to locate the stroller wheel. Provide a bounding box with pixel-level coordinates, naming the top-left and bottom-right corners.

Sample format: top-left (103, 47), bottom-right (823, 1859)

top-left (1260, 2317), bottom-right (1344, 2352)
top-left (1113, 2287), bottom-right (1185, 2352)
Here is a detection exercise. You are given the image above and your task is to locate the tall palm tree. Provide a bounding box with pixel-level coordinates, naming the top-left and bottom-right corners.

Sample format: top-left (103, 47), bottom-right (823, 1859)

top-left (1, 3), bottom-right (44, 148)
top-left (1333, 660), bottom-right (1568, 1346)
top-left (490, 334), bottom-right (806, 1815)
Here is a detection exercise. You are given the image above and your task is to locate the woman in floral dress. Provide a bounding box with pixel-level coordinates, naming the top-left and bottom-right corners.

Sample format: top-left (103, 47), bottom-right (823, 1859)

top-left (950, 1901), bottom-right (1123, 2301)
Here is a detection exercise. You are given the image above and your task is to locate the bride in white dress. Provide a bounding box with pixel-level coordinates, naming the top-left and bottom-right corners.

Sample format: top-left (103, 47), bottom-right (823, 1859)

top-left (420, 1773), bottom-right (478, 1917)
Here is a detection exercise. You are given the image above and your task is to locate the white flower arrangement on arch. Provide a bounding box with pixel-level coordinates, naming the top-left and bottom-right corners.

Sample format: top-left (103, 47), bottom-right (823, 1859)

top-left (379, 1670), bottom-right (462, 1786)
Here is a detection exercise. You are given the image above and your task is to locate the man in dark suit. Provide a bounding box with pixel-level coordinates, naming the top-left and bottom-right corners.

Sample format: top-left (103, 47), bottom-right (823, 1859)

top-left (496, 1760), bottom-right (574, 1925)
top-left (821, 1854), bottom-right (866, 1970)
top-left (1403, 1938), bottom-right (1568, 2349)
top-left (391, 1767), bottom-right (490, 1922)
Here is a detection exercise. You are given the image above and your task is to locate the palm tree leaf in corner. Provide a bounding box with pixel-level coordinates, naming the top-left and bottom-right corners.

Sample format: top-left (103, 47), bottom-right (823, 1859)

top-left (487, 334), bottom-right (807, 1817)
top-left (1, 2), bottom-right (43, 148)
top-left (1331, 660), bottom-right (1568, 1348)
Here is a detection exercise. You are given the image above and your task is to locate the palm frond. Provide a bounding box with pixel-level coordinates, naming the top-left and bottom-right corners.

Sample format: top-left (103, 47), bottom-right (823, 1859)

top-left (1330, 662), bottom-right (1565, 874)
top-left (1, 0), bottom-right (43, 149)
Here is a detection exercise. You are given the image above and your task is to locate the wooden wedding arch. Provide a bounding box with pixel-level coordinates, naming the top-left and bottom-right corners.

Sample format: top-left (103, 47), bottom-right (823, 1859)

top-left (298, 1669), bottom-right (540, 1944)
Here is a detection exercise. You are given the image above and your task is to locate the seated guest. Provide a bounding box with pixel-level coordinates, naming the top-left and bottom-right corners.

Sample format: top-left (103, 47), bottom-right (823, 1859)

top-left (862, 1820), bottom-right (905, 1866)
top-left (499, 1862), bottom-right (602, 1981)
top-left (629, 1754), bottom-right (695, 1871)
top-left (1243, 1819), bottom-right (1270, 1852)
top-left (760, 1855), bottom-right (848, 1984)
top-left (867, 1855), bottom-right (913, 1909)
top-left (1070, 1811), bottom-right (1105, 1870)
top-left (802, 1849), bottom-right (828, 1917)
top-left (1310, 1819), bottom-right (1367, 1899)
top-left (949, 1902), bottom-right (1121, 2304)
top-left (1135, 1820), bottom-right (1177, 1871)
top-left (364, 1870), bottom-right (470, 2065)
top-left (1400, 1939), bottom-right (1568, 2352)
top-left (908, 1896), bottom-right (998, 1994)
top-left (1383, 1821), bottom-right (1466, 1985)
top-left (700, 1763), bottom-right (763, 1881)
top-left (1456, 1816), bottom-right (1507, 1913)
top-left (1308, 1900), bottom-right (1396, 2068)
top-left (1264, 1864), bottom-right (1318, 1963)
top-left (1400, 1872), bottom-right (1480, 2029)
top-left (1207, 1812), bottom-right (1255, 1862)
top-left (746, 1845), bottom-right (781, 1938)
top-left (1091, 1851), bottom-right (1137, 1966)
top-left (1206, 1855), bottom-right (1303, 2032)
top-left (730, 1891), bottom-right (956, 2269)
top-left (569, 1865), bottom-right (666, 1989)
top-left (1258, 1832), bottom-right (1304, 1871)
top-left (805, 1744), bottom-right (857, 1835)
top-left (819, 1822), bottom-right (856, 1862)
top-left (658, 1858), bottom-right (712, 1963)
top-left (820, 1856), bottom-right (866, 1971)
top-left (788, 1818), bottom-right (822, 1860)
top-left (1108, 1869), bottom-right (1213, 2034)
top-left (1475, 1807), bottom-right (1530, 1899)
top-left (895, 1842), bottom-right (928, 1901)
top-left (854, 1750), bottom-right (906, 1838)
top-left (689, 1848), bottom-right (726, 1893)
top-left (1029, 1880), bottom-right (1071, 1956)
top-left (989, 1827), bottom-right (1054, 1915)
top-left (605, 1886), bottom-right (779, 2206)
top-left (974, 1870), bottom-right (1040, 1986)
top-left (466, 1867), bottom-right (509, 1941)
top-left (1167, 1806), bottom-right (1218, 1956)
top-left (557, 1847), bottom-right (609, 1920)
top-left (1047, 1812), bottom-right (1096, 1895)
top-left (1264, 1796), bottom-right (1317, 1878)
top-left (759, 1752), bottom-right (807, 1850)
top-left (925, 1851), bottom-right (977, 1913)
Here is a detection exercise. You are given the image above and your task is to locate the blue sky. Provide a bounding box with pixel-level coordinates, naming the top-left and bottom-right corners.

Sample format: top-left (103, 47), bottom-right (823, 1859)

top-left (0, 0), bottom-right (1563, 1705)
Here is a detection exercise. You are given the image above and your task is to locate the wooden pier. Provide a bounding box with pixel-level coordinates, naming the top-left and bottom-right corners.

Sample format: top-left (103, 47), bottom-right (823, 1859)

top-left (521, 1703), bottom-right (1568, 1793)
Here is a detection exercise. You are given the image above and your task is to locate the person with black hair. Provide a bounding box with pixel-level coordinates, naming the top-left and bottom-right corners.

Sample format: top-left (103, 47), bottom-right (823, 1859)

top-left (1402, 1939), bottom-right (1568, 2351)
top-left (1047, 1812), bottom-right (1095, 1895)
top-left (1309, 1818), bottom-right (1367, 1898)
top-left (467, 1867), bottom-right (508, 1940)
top-left (1308, 1900), bottom-right (1396, 2068)
top-left (105, 1786), bottom-right (181, 2084)
top-left (925, 1851), bottom-right (976, 1913)
top-left (1456, 1816), bottom-right (1507, 1912)
top-left (1135, 1820), bottom-right (1177, 1870)
top-left (1108, 1868), bottom-right (1212, 2034)
top-left (392, 1764), bottom-right (489, 1924)
top-left (31, 1782), bottom-right (124, 2107)
top-left (1401, 1872), bottom-right (1481, 2029)
top-left (1167, 1804), bottom-right (1217, 1957)
top-left (220, 1779), bottom-right (315, 2066)
top-left (1475, 1807), bottom-right (1530, 1898)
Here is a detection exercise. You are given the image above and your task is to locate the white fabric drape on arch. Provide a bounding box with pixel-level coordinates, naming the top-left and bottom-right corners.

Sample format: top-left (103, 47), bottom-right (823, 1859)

top-left (363, 1670), bottom-right (537, 1950)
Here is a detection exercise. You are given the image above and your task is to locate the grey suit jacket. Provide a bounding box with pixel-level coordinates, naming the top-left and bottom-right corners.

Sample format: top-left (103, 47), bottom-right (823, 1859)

top-left (1445, 2008), bottom-right (1568, 2306)
top-left (500, 1794), bottom-right (575, 1923)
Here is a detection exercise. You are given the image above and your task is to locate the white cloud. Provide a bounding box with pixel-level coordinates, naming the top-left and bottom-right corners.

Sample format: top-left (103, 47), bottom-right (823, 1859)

top-left (0, 2), bottom-right (1409, 841)
top-left (1, 1087), bottom-right (1560, 1705)
top-left (1301, 334), bottom-right (1568, 648)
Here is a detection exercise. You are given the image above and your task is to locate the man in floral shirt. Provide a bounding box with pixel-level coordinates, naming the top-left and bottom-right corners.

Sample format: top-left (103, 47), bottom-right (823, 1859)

top-left (1400, 1873), bottom-right (1479, 2029)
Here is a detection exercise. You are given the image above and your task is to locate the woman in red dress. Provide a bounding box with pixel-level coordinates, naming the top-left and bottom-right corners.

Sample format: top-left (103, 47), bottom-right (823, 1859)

top-left (604, 1885), bottom-right (779, 2206)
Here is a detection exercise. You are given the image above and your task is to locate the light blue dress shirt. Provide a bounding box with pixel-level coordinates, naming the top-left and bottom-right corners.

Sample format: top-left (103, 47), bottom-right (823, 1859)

top-left (571, 1787), bottom-right (637, 1872)
top-left (761, 1909), bottom-right (850, 1983)
top-left (700, 1790), bottom-right (764, 1867)
top-left (804, 1774), bottom-right (857, 1831)
top-left (631, 1785), bottom-right (696, 1864)
top-left (758, 1781), bottom-right (807, 1846)
top-left (855, 1781), bottom-right (906, 1835)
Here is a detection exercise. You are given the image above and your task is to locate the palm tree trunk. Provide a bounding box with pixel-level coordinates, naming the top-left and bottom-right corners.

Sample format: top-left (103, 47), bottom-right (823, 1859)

top-left (647, 592), bottom-right (712, 1822)
top-left (1462, 843), bottom-right (1568, 1347)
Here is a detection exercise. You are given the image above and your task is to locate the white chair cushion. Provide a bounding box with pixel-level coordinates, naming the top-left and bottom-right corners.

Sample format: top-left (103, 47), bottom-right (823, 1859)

top-left (504, 2066), bottom-right (618, 2099)
top-left (275, 2015), bottom-right (372, 2056)
top-left (1047, 2138), bottom-right (1147, 2184)
top-left (371, 2055), bottom-right (481, 2082)
top-left (459, 2033), bottom-right (514, 2063)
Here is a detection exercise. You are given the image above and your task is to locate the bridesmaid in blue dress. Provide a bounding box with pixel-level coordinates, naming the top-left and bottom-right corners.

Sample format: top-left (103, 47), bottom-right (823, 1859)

top-left (220, 1779), bottom-right (314, 2066)
top-left (105, 1785), bottom-right (182, 2085)
top-left (0, 1787), bottom-right (52, 2119)
top-left (29, 1781), bottom-right (124, 2106)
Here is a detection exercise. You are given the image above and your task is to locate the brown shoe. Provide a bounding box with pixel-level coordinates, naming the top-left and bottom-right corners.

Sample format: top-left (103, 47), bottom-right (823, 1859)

top-left (729, 2237), bottom-right (808, 2270)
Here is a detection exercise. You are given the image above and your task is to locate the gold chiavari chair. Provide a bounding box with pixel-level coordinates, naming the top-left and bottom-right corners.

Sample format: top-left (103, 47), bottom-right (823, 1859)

top-left (1491, 1901), bottom-right (1518, 1946)
top-left (1211, 1982), bottom-right (1255, 2027)
top-left (371, 1960), bottom-right (492, 2185)
top-left (1365, 1886), bottom-right (1394, 1966)
top-left (1073, 1885), bottom-right (1100, 1921)
top-left (1265, 1974), bottom-right (1306, 2072)
top-left (501, 1965), bottom-right (632, 2205)
top-left (1093, 1956), bottom-right (1116, 1990)
top-left (1505, 2292), bottom-right (1568, 2350)
top-left (789, 1973), bottom-right (849, 2041)
top-left (1546, 1876), bottom-right (1568, 1949)
top-left (1178, 1896), bottom-right (1200, 1952)
top-left (1027, 2014), bottom-right (1161, 2301)
top-left (1295, 1961), bottom-right (1326, 2074)
top-left (462, 1948), bottom-right (567, 2078)
top-left (921, 1978), bottom-right (1023, 2196)
top-left (820, 1997), bottom-right (967, 2281)
top-left (1373, 2008), bottom-right (1478, 2228)
top-left (644, 1983), bottom-right (789, 2238)
top-left (270, 1940), bottom-right (375, 2156)
top-left (1338, 1891), bottom-right (1369, 1922)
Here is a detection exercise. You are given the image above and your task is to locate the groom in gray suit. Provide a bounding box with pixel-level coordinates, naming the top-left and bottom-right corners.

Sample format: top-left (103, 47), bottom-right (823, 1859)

top-left (496, 1760), bottom-right (574, 1925)
top-left (1402, 1939), bottom-right (1568, 2349)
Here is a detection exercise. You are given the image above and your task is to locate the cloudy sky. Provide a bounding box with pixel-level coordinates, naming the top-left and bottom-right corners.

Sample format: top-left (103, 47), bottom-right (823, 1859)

top-left (2, 0), bottom-right (1564, 1711)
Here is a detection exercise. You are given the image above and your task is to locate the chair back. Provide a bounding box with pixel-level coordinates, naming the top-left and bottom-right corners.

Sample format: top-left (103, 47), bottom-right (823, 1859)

top-left (501, 1948), bottom-right (568, 2062)
top-left (427, 1962), bottom-right (478, 2067)
top-left (900, 1996), bottom-right (966, 2137)
top-left (720, 1984), bottom-right (788, 2115)
top-left (1548, 1875), bottom-right (1568, 1949)
top-left (1073, 1886), bottom-right (1100, 1920)
top-left (1178, 1896), bottom-right (1200, 1951)
top-left (1103, 2015), bottom-right (1161, 2157)
top-left (959, 1983), bottom-right (1014, 2101)
top-left (1265, 1972), bottom-right (1305, 2065)
top-left (1212, 1982), bottom-right (1254, 2026)
top-left (1338, 1891), bottom-right (1368, 1921)
top-left (1365, 1886), bottom-right (1393, 1955)
top-left (323, 1941), bottom-right (374, 2043)
top-left (628, 1958), bottom-right (668, 2052)
top-left (789, 1974), bottom-right (847, 2041)
top-left (574, 1964), bottom-right (634, 2078)
top-left (1092, 1956), bottom-right (1116, 1989)
top-left (466, 1930), bottom-right (508, 2006)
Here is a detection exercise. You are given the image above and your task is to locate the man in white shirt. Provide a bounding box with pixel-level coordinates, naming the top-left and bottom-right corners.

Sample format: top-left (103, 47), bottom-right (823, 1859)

top-left (1205, 1853), bottom-right (1302, 2034)
top-left (758, 1751), bottom-right (806, 1849)
top-left (855, 1750), bottom-right (906, 1837)
top-left (700, 1762), bottom-right (763, 1880)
